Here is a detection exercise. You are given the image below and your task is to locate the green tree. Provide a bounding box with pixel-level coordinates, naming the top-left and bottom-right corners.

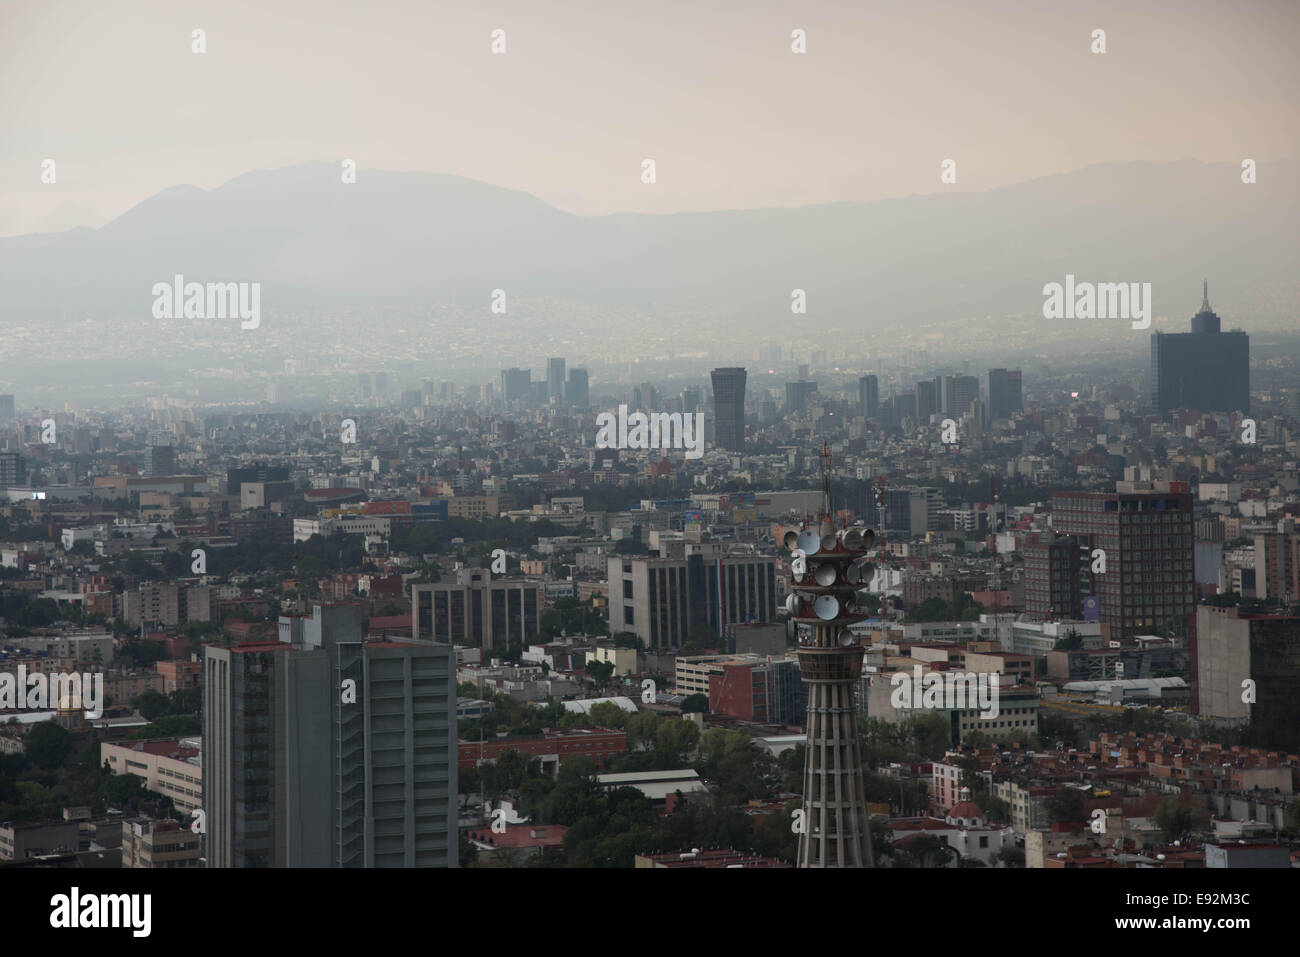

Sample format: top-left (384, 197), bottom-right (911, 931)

top-left (586, 700), bottom-right (630, 730)
top-left (24, 721), bottom-right (73, 770)
top-left (135, 689), bottom-right (172, 721)
top-left (680, 693), bottom-right (709, 714)
top-left (655, 718), bottom-right (700, 764)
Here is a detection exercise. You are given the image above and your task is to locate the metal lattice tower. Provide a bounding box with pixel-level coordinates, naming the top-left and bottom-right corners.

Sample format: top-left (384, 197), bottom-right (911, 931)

top-left (787, 445), bottom-right (877, 868)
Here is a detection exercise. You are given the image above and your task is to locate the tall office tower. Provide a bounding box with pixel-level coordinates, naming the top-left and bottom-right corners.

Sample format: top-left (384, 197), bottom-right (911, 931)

top-left (567, 368), bottom-right (589, 409)
top-left (150, 443), bottom-right (175, 477)
top-left (1151, 282), bottom-right (1250, 414)
top-left (547, 357), bottom-right (566, 403)
top-left (0, 395), bottom-right (13, 422)
top-left (798, 364), bottom-right (809, 380)
top-left (1193, 605), bottom-right (1300, 747)
top-left (1253, 531), bottom-right (1300, 600)
top-left (411, 569), bottom-right (542, 649)
top-left (987, 368), bottom-right (1023, 420)
top-left (784, 380), bottom-right (818, 415)
top-left (204, 603), bottom-right (456, 868)
top-left (0, 453), bottom-right (25, 487)
top-left (681, 386), bottom-right (702, 415)
top-left (940, 374), bottom-right (980, 417)
top-left (894, 392), bottom-right (917, 423)
top-left (858, 375), bottom-right (878, 420)
top-left (566, 369), bottom-right (592, 408)
top-left (914, 380), bottom-right (938, 421)
top-left (1052, 481), bottom-right (1194, 638)
top-left (500, 367), bottom-right (532, 405)
top-left (606, 545), bottom-right (777, 650)
top-left (1024, 533), bottom-right (1088, 620)
top-left (422, 379), bottom-right (435, 405)
top-left (786, 457), bottom-right (875, 868)
top-left (635, 382), bottom-right (659, 410)
top-left (711, 367), bottom-right (747, 452)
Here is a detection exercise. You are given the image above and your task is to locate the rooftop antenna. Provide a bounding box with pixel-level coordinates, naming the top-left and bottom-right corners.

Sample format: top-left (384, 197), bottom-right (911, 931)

top-left (1201, 280), bottom-right (1211, 313)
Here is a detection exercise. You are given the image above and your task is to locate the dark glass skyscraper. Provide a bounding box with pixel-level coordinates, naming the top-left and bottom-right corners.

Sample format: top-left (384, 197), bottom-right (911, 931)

top-left (1150, 282), bottom-right (1249, 414)
top-left (711, 367), bottom-right (746, 452)
top-left (547, 357), bottom-right (565, 403)
top-left (567, 367), bottom-right (589, 409)
top-left (988, 368), bottom-right (1023, 420)
top-left (858, 375), bottom-right (878, 419)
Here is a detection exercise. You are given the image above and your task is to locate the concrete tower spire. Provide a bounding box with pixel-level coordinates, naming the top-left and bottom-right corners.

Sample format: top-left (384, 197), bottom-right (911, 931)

top-left (787, 447), bottom-right (876, 867)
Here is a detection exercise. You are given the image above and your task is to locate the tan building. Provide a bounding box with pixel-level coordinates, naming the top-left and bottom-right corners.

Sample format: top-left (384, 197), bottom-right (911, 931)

top-left (587, 644), bottom-right (637, 676)
top-left (103, 670), bottom-right (164, 703)
top-left (101, 738), bottom-right (202, 813)
top-left (121, 817), bottom-right (202, 868)
top-left (444, 496), bottom-right (500, 519)
top-left (123, 582), bottom-right (210, 628)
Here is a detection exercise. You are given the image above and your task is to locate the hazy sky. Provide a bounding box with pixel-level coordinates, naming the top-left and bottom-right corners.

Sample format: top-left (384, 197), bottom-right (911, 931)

top-left (2, 0), bottom-right (1297, 236)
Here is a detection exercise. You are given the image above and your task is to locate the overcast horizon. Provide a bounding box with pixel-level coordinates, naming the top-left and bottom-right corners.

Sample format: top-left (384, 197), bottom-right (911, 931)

top-left (3, 0), bottom-right (1298, 237)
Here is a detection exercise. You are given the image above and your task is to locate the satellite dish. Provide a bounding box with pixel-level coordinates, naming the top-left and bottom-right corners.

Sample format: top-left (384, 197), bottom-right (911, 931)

top-left (785, 593), bottom-right (799, 613)
top-left (838, 631), bottom-right (855, 647)
top-left (783, 530), bottom-right (800, 550)
top-left (814, 565), bottom-right (838, 587)
top-left (813, 595), bottom-right (840, 620)
top-left (856, 563), bottom-right (875, 583)
top-left (861, 529), bottom-right (876, 550)
top-left (820, 533), bottom-right (838, 552)
top-left (844, 565), bottom-right (860, 585)
top-left (842, 527), bottom-right (864, 550)
top-left (796, 530), bottom-right (821, 555)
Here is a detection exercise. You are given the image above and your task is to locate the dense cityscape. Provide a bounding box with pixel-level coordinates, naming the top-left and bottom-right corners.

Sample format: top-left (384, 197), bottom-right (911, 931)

top-left (2, 276), bottom-right (1298, 877)
top-left (3, 0), bottom-right (1297, 941)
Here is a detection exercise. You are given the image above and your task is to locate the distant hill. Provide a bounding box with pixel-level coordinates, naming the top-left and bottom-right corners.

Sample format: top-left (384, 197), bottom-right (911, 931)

top-left (1, 158), bottom-right (1296, 332)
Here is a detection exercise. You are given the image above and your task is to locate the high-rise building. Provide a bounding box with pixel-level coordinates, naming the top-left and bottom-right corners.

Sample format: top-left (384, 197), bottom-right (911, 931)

top-left (606, 545), bottom-right (777, 650)
top-left (150, 443), bottom-right (175, 477)
top-left (411, 569), bottom-right (542, 649)
top-left (500, 368), bottom-right (532, 405)
top-left (1151, 282), bottom-right (1250, 414)
top-left (987, 368), bottom-right (1023, 420)
top-left (567, 368), bottom-right (589, 409)
top-left (681, 387), bottom-right (702, 415)
top-left (1024, 533), bottom-right (1088, 620)
top-left (634, 382), bottom-right (659, 410)
top-left (1253, 531), bottom-right (1300, 601)
top-left (203, 603), bottom-right (456, 868)
top-left (858, 375), bottom-right (878, 420)
top-left (914, 380), bottom-right (938, 421)
top-left (547, 358), bottom-right (566, 403)
top-left (0, 452), bottom-right (25, 487)
top-left (1052, 481), bottom-right (1194, 638)
top-left (784, 380), bottom-right (818, 415)
top-left (940, 374), bottom-right (980, 418)
top-left (711, 367), bottom-right (747, 452)
top-left (0, 395), bottom-right (13, 422)
top-left (1193, 605), bottom-right (1300, 748)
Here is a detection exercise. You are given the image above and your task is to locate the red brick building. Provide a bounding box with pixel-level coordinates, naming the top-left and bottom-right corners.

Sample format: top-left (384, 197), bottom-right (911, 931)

top-left (458, 727), bottom-right (627, 771)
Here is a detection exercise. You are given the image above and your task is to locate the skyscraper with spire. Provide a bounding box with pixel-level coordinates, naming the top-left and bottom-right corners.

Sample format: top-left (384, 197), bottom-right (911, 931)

top-left (1150, 281), bottom-right (1250, 414)
top-left (786, 445), bottom-right (876, 867)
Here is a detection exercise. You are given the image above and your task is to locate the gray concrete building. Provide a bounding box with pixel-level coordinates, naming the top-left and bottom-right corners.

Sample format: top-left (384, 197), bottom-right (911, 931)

top-left (203, 603), bottom-right (457, 868)
top-left (411, 569), bottom-right (542, 649)
top-left (607, 546), bottom-right (777, 650)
